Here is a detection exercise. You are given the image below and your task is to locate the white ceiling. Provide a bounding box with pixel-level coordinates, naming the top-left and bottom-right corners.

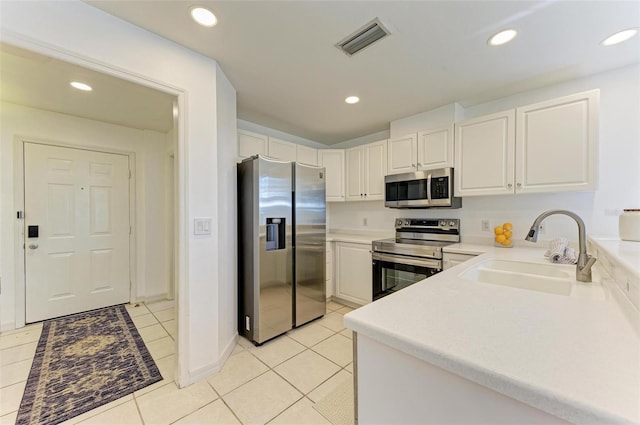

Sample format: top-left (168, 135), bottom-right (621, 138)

top-left (2, 2), bottom-right (638, 144)
top-left (0, 43), bottom-right (175, 133)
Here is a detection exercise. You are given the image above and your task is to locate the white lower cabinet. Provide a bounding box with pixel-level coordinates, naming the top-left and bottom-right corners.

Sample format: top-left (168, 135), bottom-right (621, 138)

top-left (443, 252), bottom-right (478, 270)
top-left (335, 242), bottom-right (372, 305)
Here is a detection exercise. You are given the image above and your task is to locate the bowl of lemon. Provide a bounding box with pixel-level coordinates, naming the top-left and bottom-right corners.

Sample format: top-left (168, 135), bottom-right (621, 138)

top-left (494, 222), bottom-right (513, 248)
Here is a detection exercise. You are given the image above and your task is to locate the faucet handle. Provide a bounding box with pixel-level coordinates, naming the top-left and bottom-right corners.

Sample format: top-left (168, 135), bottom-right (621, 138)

top-left (584, 255), bottom-right (597, 270)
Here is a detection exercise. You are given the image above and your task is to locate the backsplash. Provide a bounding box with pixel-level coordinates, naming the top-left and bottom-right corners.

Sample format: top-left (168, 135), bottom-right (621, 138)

top-left (588, 239), bottom-right (640, 312)
top-left (328, 191), bottom-right (612, 245)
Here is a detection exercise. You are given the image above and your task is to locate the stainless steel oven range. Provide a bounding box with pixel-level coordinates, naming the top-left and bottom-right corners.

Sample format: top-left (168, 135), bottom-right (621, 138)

top-left (372, 218), bottom-right (460, 300)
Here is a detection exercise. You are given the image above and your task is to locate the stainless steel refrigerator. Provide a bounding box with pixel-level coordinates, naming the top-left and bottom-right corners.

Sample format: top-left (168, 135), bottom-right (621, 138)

top-left (237, 155), bottom-right (326, 345)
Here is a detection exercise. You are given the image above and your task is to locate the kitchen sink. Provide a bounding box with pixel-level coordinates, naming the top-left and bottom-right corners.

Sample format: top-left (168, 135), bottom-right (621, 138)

top-left (459, 259), bottom-right (574, 295)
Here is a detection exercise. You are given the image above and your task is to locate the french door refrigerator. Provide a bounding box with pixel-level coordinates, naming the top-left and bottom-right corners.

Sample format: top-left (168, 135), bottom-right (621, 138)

top-left (237, 155), bottom-right (326, 345)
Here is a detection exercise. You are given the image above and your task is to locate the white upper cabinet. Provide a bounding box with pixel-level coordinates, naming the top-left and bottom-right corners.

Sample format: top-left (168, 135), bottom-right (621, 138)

top-left (387, 134), bottom-right (417, 175)
top-left (515, 90), bottom-right (599, 194)
top-left (346, 139), bottom-right (387, 201)
top-left (454, 110), bottom-right (515, 197)
top-left (238, 129), bottom-right (268, 159)
top-left (267, 137), bottom-right (297, 161)
top-left (318, 149), bottom-right (345, 202)
top-left (388, 127), bottom-right (454, 175)
top-left (346, 146), bottom-right (365, 201)
top-left (417, 125), bottom-right (454, 170)
top-left (296, 144), bottom-right (318, 166)
top-left (454, 89), bottom-right (599, 197)
top-left (364, 140), bottom-right (387, 199)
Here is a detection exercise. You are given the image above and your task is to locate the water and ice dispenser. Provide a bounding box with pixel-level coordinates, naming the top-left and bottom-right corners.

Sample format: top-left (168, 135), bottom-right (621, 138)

top-left (266, 218), bottom-right (286, 251)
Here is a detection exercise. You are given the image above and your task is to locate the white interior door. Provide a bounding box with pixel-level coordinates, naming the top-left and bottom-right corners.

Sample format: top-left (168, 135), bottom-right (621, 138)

top-left (24, 143), bottom-right (131, 323)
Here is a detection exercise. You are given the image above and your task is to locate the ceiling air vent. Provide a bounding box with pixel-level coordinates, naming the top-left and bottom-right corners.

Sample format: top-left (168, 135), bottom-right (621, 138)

top-left (336, 18), bottom-right (391, 56)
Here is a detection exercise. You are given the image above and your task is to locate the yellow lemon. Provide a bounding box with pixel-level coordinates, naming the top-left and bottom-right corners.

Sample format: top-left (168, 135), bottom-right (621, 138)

top-left (495, 234), bottom-right (506, 243)
top-left (494, 226), bottom-right (504, 235)
top-left (501, 238), bottom-right (512, 246)
top-left (503, 222), bottom-right (513, 231)
top-left (504, 230), bottom-right (512, 238)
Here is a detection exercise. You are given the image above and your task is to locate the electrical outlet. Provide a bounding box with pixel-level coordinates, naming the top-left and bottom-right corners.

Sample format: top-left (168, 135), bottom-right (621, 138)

top-left (363, 218), bottom-right (368, 226)
top-left (481, 219), bottom-right (490, 232)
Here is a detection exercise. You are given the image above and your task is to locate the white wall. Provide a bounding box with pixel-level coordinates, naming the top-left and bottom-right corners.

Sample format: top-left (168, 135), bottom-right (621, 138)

top-left (0, 102), bottom-right (170, 326)
top-left (216, 66), bottom-right (239, 360)
top-left (1, 0), bottom-right (234, 386)
top-left (329, 64), bottom-right (640, 244)
top-left (390, 103), bottom-right (464, 138)
top-left (331, 130), bottom-right (391, 150)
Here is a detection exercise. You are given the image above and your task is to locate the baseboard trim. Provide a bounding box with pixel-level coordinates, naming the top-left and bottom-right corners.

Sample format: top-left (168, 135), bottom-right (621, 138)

top-left (1, 322), bottom-right (17, 333)
top-left (179, 333), bottom-right (238, 388)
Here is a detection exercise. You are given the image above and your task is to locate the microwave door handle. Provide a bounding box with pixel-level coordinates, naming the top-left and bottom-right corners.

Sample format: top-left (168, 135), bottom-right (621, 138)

top-left (426, 173), bottom-right (432, 204)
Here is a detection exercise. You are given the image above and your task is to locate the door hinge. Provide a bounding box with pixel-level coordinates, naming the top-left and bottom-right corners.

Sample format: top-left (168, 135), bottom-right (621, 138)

top-left (129, 170), bottom-right (132, 179)
top-left (129, 226), bottom-right (132, 235)
top-left (17, 211), bottom-right (24, 219)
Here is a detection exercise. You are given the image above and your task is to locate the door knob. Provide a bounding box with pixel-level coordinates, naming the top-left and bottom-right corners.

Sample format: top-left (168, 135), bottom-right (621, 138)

top-left (29, 243), bottom-right (39, 250)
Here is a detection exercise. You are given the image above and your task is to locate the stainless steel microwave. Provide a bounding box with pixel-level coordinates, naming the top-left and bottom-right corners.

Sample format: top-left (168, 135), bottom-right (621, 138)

top-left (384, 168), bottom-right (462, 209)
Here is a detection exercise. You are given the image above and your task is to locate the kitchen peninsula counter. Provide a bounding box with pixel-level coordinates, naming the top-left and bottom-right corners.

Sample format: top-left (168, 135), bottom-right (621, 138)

top-left (344, 246), bottom-right (640, 424)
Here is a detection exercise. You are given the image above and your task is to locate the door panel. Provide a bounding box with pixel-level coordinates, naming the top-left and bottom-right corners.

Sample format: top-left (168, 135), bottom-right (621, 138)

top-left (24, 143), bottom-right (130, 323)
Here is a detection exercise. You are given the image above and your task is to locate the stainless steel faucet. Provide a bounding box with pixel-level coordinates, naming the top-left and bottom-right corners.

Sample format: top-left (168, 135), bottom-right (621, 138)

top-left (525, 210), bottom-right (597, 282)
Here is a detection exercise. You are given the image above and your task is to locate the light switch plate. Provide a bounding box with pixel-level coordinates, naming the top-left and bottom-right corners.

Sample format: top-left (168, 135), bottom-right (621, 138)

top-left (194, 218), bottom-right (212, 236)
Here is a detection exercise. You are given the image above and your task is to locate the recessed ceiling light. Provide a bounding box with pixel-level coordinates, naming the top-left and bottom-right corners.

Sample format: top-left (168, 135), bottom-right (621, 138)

top-left (190, 7), bottom-right (217, 27)
top-left (70, 81), bottom-right (92, 91)
top-left (345, 96), bottom-right (360, 104)
top-left (488, 29), bottom-right (518, 46)
top-left (601, 28), bottom-right (638, 46)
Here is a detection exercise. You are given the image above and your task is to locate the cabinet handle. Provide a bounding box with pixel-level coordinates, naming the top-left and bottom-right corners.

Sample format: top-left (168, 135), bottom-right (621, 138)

top-left (507, 183), bottom-right (513, 189)
top-left (417, 162), bottom-right (422, 167)
top-left (411, 163), bottom-right (415, 167)
top-left (516, 182), bottom-right (522, 188)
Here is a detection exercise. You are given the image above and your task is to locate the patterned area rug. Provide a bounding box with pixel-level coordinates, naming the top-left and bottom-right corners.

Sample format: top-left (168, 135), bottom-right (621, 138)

top-left (313, 378), bottom-right (355, 425)
top-left (16, 305), bottom-right (162, 425)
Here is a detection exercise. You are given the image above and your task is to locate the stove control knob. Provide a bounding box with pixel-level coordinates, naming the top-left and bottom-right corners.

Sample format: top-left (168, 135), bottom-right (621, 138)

top-left (449, 221), bottom-right (456, 227)
top-left (405, 220), bottom-right (410, 225)
top-left (440, 220), bottom-right (446, 227)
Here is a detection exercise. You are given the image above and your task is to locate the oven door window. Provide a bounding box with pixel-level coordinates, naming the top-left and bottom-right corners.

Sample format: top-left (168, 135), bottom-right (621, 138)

top-left (373, 259), bottom-right (440, 300)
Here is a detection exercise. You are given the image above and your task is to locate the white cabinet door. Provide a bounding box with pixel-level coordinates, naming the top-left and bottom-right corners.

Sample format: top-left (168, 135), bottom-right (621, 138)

top-left (387, 134), bottom-right (417, 175)
top-left (345, 146), bottom-right (365, 201)
top-left (318, 149), bottom-right (345, 202)
top-left (268, 137), bottom-right (297, 161)
top-left (418, 125), bottom-right (454, 170)
top-left (515, 90), bottom-right (598, 194)
top-left (296, 144), bottom-right (318, 166)
top-left (454, 110), bottom-right (515, 197)
top-left (326, 242), bottom-right (334, 298)
top-left (238, 129), bottom-right (267, 159)
top-left (364, 139), bottom-right (387, 200)
top-left (335, 242), bottom-right (372, 305)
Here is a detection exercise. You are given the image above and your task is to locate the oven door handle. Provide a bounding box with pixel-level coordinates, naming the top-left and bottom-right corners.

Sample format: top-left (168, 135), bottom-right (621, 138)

top-left (372, 252), bottom-right (441, 269)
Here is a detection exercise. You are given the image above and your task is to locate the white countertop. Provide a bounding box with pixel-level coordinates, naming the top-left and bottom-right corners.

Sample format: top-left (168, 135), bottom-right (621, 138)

top-left (344, 246), bottom-right (640, 425)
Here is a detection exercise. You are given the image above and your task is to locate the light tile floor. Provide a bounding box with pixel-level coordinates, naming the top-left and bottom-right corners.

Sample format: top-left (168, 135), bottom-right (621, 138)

top-left (0, 300), bottom-right (354, 425)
